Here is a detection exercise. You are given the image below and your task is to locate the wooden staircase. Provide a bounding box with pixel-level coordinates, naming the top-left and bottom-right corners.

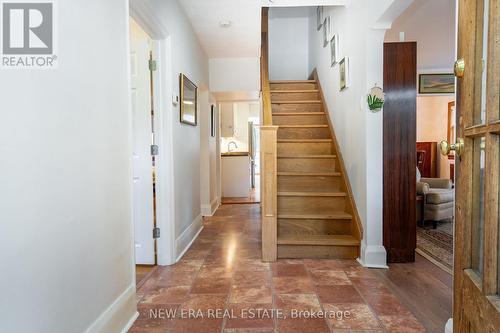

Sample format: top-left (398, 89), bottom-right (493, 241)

top-left (259, 8), bottom-right (361, 261)
top-left (269, 78), bottom-right (362, 259)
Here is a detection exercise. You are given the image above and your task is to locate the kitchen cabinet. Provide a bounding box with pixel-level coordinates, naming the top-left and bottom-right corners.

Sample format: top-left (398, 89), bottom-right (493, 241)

top-left (221, 154), bottom-right (250, 197)
top-left (220, 103), bottom-right (234, 137)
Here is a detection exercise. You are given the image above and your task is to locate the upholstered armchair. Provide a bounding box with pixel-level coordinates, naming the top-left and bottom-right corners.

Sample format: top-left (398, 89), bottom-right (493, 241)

top-left (416, 168), bottom-right (454, 227)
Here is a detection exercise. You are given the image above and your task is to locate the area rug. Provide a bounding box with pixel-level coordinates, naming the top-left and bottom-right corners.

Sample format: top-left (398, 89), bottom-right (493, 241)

top-left (416, 222), bottom-right (453, 274)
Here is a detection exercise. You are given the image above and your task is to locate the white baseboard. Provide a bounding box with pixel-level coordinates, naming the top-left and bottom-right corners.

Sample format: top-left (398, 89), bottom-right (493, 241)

top-left (211, 197), bottom-right (220, 215)
top-left (84, 283), bottom-right (137, 333)
top-left (175, 214), bottom-right (203, 262)
top-left (201, 197), bottom-right (220, 217)
top-left (201, 204), bottom-right (212, 216)
top-left (445, 318), bottom-right (453, 333)
top-left (358, 244), bottom-right (388, 268)
top-left (121, 311), bottom-right (139, 333)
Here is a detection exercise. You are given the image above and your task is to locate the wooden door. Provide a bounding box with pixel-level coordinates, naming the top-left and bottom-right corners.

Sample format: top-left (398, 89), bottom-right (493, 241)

top-left (383, 42), bottom-right (417, 263)
top-left (452, 0), bottom-right (500, 331)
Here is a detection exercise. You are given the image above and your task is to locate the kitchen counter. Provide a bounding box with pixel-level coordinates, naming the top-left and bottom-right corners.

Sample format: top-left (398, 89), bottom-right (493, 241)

top-left (221, 152), bottom-right (249, 157)
top-left (221, 154), bottom-right (250, 197)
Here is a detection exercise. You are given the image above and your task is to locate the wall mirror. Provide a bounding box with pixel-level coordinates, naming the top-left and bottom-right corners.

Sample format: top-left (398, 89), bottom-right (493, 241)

top-left (180, 73), bottom-right (197, 126)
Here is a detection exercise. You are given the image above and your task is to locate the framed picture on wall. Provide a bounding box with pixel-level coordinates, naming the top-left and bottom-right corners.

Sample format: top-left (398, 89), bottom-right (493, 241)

top-left (210, 105), bottom-right (216, 137)
top-left (179, 73), bottom-right (197, 126)
top-left (316, 6), bottom-right (323, 30)
top-left (418, 73), bottom-right (455, 94)
top-left (322, 16), bottom-right (330, 47)
top-left (339, 57), bottom-right (349, 91)
top-left (330, 34), bottom-right (339, 66)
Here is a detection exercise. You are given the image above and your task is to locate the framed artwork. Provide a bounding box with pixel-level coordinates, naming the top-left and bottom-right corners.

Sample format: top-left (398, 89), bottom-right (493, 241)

top-left (330, 34), bottom-right (339, 66)
top-left (322, 16), bottom-right (330, 47)
top-left (210, 105), bottom-right (216, 137)
top-left (179, 73), bottom-right (197, 126)
top-left (339, 57), bottom-right (349, 91)
top-left (316, 6), bottom-right (323, 31)
top-left (419, 73), bottom-right (455, 94)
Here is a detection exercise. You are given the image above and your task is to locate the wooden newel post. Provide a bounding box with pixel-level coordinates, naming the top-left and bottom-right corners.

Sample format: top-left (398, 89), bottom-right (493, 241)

top-left (260, 125), bottom-right (278, 262)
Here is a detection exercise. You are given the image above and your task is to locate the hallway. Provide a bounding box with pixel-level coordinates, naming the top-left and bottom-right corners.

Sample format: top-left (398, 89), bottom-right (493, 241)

top-left (131, 204), bottom-right (429, 332)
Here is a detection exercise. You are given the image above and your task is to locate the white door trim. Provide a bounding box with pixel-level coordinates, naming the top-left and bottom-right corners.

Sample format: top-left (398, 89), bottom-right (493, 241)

top-left (130, 1), bottom-right (176, 265)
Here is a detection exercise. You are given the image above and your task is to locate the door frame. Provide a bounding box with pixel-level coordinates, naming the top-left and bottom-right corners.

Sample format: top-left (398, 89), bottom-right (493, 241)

top-left (129, 1), bottom-right (176, 266)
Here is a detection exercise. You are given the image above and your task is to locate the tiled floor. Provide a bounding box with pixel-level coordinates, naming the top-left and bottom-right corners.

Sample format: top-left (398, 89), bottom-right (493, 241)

top-left (131, 204), bottom-right (427, 333)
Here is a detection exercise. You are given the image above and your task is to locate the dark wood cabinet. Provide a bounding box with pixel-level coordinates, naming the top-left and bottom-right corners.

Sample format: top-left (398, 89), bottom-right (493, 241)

top-left (416, 142), bottom-right (437, 178)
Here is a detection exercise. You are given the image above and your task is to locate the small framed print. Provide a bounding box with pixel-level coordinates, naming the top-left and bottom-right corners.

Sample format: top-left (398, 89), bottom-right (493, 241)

top-left (339, 57), bottom-right (349, 91)
top-left (322, 16), bottom-right (330, 47)
top-left (179, 73), bottom-right (197, 126)
top-left (210, 105), bottom-right (216, 137)
top-left (316, 6), bottom-right (323, 31)
top-left (418, 73), bottom-right (455, 94)
top-left (330, 34), bottom-right (339, 66)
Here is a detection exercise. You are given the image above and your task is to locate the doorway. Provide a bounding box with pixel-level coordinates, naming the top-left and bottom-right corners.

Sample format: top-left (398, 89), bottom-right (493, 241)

top-left (220, 101), bottom-right (261, 204)
top-left (382, 0), bottom-right (457, 274)
top-left (130, 17), bottom-right (158, 285)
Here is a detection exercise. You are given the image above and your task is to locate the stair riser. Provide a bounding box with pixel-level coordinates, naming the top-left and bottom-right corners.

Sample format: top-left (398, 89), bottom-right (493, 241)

top-left (278, 175), bottom-right (341, 192)
top-left (278, 219), bottom-right (352, 236)
top-left (278, 244), bottom-right (358, 259)
top-left (271, 91), bottom-right (319, 101)
top-left (278, 196), bottom-right (347, 215)
top-left (278, 142), bottom-right (333, 155)
top-left (278, 127), bottom-right (331, 140)
top-left (278, 158), bottom-right (337, 173)
top-left (270, 82), bottom-right (317, 90)
top-left (272, 104), bottom-right (322, 113)
top-left (273, 115), bottom-right (327, 125)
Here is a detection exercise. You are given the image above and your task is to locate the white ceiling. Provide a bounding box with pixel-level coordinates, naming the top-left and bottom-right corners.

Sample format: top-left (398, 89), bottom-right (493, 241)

top-left (178, 0), bottom-right (351, 59)
top-left (385, 0), bottom-right (455, 70)
top-left (179, 0), bottom-right (262, 58)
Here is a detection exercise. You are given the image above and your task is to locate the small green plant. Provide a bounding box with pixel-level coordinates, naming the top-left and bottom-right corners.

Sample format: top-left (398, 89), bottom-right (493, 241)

top-left (367, 94), bottom-right (384, 111)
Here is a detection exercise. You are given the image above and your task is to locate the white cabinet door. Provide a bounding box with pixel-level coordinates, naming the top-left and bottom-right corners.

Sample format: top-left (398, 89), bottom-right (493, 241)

top-left (220, 103), bottom-right (234, 138)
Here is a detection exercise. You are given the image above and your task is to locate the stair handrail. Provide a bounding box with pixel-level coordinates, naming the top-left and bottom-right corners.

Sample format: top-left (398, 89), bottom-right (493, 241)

top-left (260, 7), bottom-right (278, 262)
top-left (261, 8), bottom-right (272, 126)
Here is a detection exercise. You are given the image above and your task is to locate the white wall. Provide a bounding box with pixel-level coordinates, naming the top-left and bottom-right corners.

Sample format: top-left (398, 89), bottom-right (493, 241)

top-left (0, 0), bottom-right (136, 332)
top-left (417, 96), bottom-right (455, 179)
top-left (210, 98), bottom-right (220, 212)
top-left (269, 7), bottom-right (310, 80)
top-left (385, 0), bottom-right (456, 71)
top-left (209, 57), bottom-right (260, 92)
top-left (308, 0), bottom-right (410, 268)
top-left (200, 93), bottom-right (219, 216)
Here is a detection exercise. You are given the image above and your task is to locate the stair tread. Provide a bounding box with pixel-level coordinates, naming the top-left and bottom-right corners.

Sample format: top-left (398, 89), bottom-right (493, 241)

top-left (278, 213), bottom-right (352, 220)
top-left (278, 234), bottom-right (359, 246)
top-left (271, 90), bottom-right (319, 93)
top-left (272, 112), bottom-right (325, 116)
top-left (278, 139), bottom-right (332, 143)
top-left (278, 125), bottom-right (329, 128)
top-left (278, 172), bottom-right (341, 176)
top-left (270, 80), bottom-right (316, 83)
top-left (272, 100), bottom-right (322, 104)
top-left (278, 155), bottom-right (337, 159)
top-left (278, 191), bottom-right (347, 197)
